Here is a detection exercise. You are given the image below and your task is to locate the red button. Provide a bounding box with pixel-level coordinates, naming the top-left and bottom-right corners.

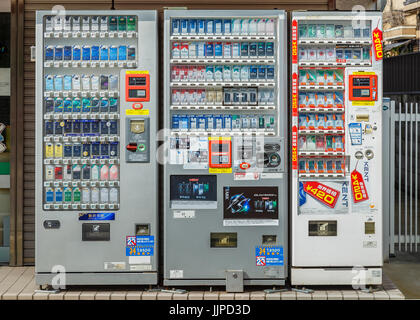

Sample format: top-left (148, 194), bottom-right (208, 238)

top-left (126, 143), bottom-right (137, 152)
top-left (133, 103), bottom-right (143, 110)
top-left (240, 162), bottom-right (251, 170)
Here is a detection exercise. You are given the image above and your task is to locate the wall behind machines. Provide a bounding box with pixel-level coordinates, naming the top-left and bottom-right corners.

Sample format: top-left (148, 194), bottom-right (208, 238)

top-left (11, 0), bottom-right (333, 266)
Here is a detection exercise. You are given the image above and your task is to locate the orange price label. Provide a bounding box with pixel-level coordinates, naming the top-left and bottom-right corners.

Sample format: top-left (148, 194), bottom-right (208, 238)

top-left (372, 27), bottom-right (383, 61)
top-left (303, 181), bottom-right (340, 209)
top-left (351, 169), bottom-right (369, 203)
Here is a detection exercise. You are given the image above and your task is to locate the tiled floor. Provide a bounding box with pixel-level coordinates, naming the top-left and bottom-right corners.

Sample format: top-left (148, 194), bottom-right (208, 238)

top-left (0, 266), bottom-right (405, 300)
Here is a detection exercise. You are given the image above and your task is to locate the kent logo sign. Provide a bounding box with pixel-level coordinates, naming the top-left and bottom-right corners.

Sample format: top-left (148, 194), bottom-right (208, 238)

top-left (372, 27), bottom-right (383, 61)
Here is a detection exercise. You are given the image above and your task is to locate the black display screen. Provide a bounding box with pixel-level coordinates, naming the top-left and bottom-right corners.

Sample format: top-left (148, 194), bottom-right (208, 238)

top-left (170, 175), bottom-right (217, 202)
top-left (223, 186), bottom-right (278, 220)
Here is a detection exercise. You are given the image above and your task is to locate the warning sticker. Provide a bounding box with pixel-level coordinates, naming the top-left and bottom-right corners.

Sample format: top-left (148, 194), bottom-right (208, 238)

top-left (125, 235), bottom-right (155, 256)
top-left (255, 246), bottom-right (284, 266)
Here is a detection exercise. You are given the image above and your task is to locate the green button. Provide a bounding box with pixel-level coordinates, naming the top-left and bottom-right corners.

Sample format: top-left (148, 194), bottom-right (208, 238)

top-left (138, 144), bottom-right (146, 151)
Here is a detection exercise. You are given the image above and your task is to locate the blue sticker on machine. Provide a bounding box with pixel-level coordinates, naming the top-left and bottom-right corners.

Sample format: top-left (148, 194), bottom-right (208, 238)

top-left (136, 235), bottom-right (154, 246)
top-left (126, 246), bottom-right (154, 256)
top-left (349, 122), bottom-right (363, 145)
top-left (125, 236), bottom-right (155, 256)
top-left (255, 246), bottom-right (284, 266)
top-left (78, 212), bottom-right (115, 220)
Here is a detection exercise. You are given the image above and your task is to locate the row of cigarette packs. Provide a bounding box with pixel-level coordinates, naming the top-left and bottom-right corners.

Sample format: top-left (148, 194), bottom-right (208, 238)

top-left (172, 41), bottom-right (274, 59)
top-left (45, 45), bottom-right (136, 62)
top-left (299, 135), bottom-right (344, 152)
top-left (45, 74), bottom-right (119, 92)
top-left (45, 97), bottom-right (119, 113)
top-left (172, 114), bottom-right (276, 130)
top-left (299, 114), bottom-right (344, 130)
top-left (45, 119), bottom-right (118, 136)
top-left (44, 186), bottom-right (119, 205)
top-left (45, 15), bottom-right (137, 32)
top-left (298, 46), bottom-right (371, 62)
top-left (171, 88), bottom-right (275, 105)
top-left (172, 65), bottom-right (275, 82)
top-left (171, 18), bottom-right (276, 36)
top-left (44, 142), bottom-right (119, 159)
top-left (45, 163), bottom-right (119, 182)
top-left (299, 92), bottom-right (344, 109)
top-left (299, 158), bottom-right (345, 174)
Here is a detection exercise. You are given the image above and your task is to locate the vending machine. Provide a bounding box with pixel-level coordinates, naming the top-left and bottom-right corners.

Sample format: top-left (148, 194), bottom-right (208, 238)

top-left (291, 11), bottom-right (383, 285)
top-left (35, 11), bottom-right (158, 285)
top-left (163, 10), bottom-right (288, 289)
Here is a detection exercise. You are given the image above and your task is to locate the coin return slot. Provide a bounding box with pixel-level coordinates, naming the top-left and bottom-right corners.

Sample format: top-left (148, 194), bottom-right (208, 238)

top-left (356, 114), bottom-right (369, 122)
top-left (365, 222), bottom-right (375, 234)
top-left (308, 221), bottom-right (337, 236)
top-left (135, 224), bottom-right (150, 236)
top-left (210, 232), bottom-right (237, 248)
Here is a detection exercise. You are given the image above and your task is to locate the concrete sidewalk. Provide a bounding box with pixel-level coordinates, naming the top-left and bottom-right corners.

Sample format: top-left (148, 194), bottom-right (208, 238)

top-left (0, 266), bottom-right (405, 300)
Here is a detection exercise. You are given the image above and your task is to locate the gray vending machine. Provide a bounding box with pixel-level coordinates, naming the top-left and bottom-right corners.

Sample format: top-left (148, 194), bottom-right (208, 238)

top-left (163, 10), bottom-right (288, 289)
top-left (35, 10), bottom-right (158, 285)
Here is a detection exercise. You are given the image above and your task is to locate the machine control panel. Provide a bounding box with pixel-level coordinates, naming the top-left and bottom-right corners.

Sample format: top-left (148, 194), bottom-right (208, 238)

top-left (349, 73), bottom-right (378, 101)
top-left (125, 72), bottom-right (150, 102)
top-left (125, 118), bottom-right (150, 162)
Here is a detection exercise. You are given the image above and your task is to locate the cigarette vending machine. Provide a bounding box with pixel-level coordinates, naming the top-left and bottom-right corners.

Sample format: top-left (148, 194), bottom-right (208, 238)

top-left (35, 11), bottom-right (158, 285)
top-left (163, 10), bottom-right (288, 289)
top-left (291, 11), bottom-right (383, 285)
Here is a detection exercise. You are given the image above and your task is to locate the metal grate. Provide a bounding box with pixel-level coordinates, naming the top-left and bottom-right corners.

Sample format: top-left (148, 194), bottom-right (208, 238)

top-left (385, 99), bottom-right (420, 254)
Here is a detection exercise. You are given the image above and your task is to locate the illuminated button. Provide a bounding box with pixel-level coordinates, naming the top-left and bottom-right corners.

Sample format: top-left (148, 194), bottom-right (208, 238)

top-left (138, 144), bottom-right (146, 152)
top-left (126, 143), bottom-right (137, 152)
top-left (132, 103), bottom-right (143, 110)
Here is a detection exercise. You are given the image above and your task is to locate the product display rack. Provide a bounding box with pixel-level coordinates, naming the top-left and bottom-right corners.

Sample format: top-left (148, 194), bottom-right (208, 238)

top-left (40, 13), bottom-right (140, 211)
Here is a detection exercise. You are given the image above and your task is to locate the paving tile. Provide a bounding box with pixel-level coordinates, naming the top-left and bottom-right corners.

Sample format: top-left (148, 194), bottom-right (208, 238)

top-left (173, 293), bottom-right (189, 300)
top-left (235, 293), bottom-right (250, 300)
top-left (126, 291), bottom-right (143, 300)
top-left (386, 289), bottom-right (405, 300)
top-left (79, 291), bottom-right (96, 300)
top-left (373, 291), bottom-right (390, 300)
top-left (141, 291), bottom-right (158, 300)
top-left (17, 276), bottom-right (37, 300)
top-left (327, 290), bottom-right (343, 300)
top-left (95, 292), bottom-right (111, 300)
top-left (110, 291), bottom-right (126, 300)
top-left (342, 290), bottom-right (359, 300)
top-left (250, 291), bottom-right (265, 300)
top-left (265, 292), bottom-right (280, 300)
top-left (280, 291), bottom-right (296, 300)
top-left (2, 268), bottom-right (34, 300)
top-left (157, 292), bottom-right (173, 300)
top-left (219, 292), bottom-right (235, 300)
top-left (64, 291), bottom-right (81, 300)
top-left (204, 291), bottom-right (219, 300)
top-left (296, 291), bottom-right (312, 300)
top-left (311, 290), bottom-right (327, 300)
top-left (188, 291), bottom-right (204, 300)
top-left (33, 292), bottom-right (50, 300)
top-left (48, 292), bottom-right (65, 300)
top-left (357, 291), bottom-right (374, 300)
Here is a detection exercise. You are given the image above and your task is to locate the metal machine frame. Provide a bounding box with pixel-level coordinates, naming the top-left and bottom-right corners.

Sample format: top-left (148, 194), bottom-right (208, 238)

top-left (291, 11), bottom-right (383, 286)
top-left (163, 10), bottom-right (288, 288)
top-left (35, 10), bottom-right (159, 285)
